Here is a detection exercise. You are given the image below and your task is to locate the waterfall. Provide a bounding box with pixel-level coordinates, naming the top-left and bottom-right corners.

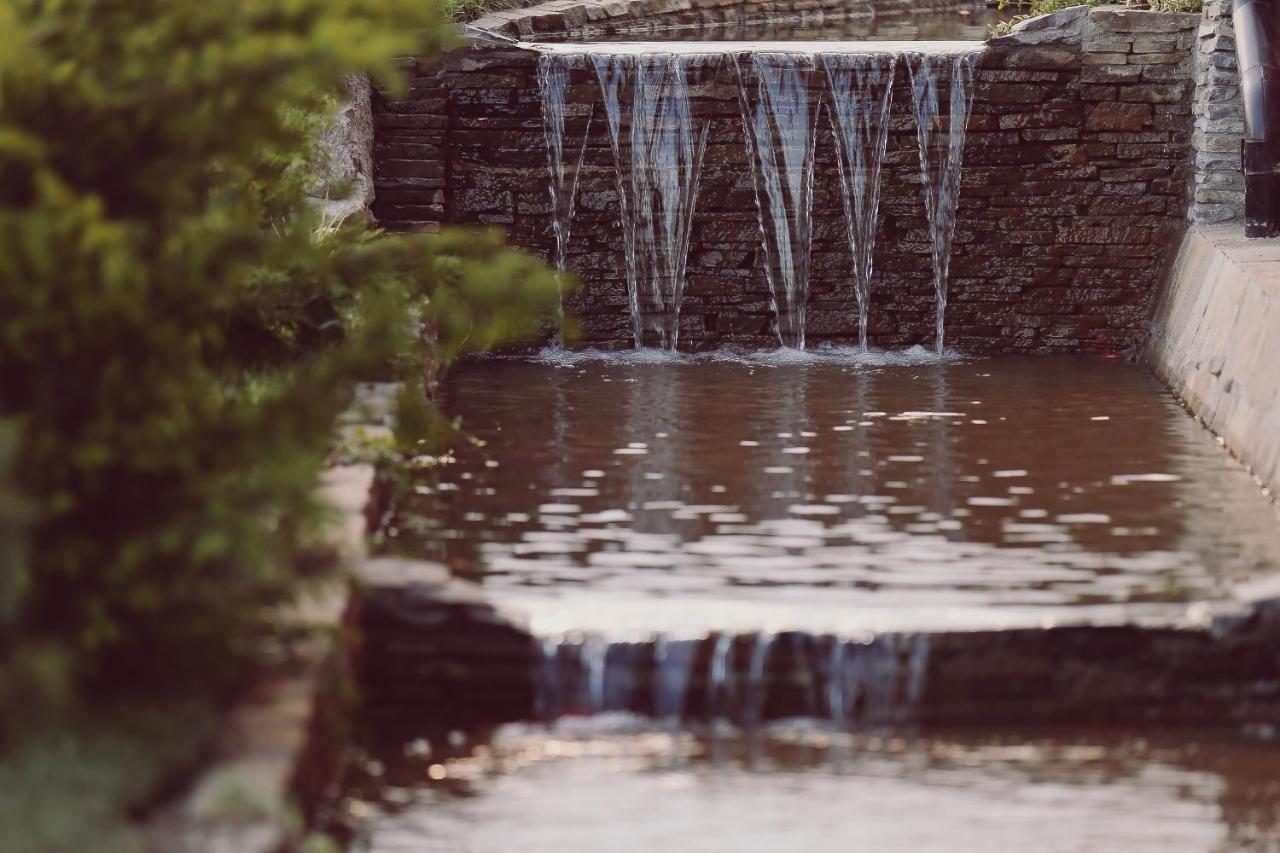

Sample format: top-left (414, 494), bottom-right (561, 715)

top-left (905, 50), bottom-right (980, 354)
top-left (822, 636), bottom-right (847, 722)
top-left (743, 631), bottom-right (775, 724)
top-left (653, 636), bottom-right (698, 721)
top-left (735, 53), bottom-right (822, 350)
top-left (537, 54), bottom-right (593, 347)
top-left (531, 629), bottom-right (930, 725)
top-left (536, 636), bottom-right (561, 720)
top-left (592, 53), bottom-right (710, 350)
top-left (705, 633), bottom-right (736, 719)
top-left (823, 52), bottom-right (896, 351)
top-left (535, 44), bottom-right (982, 353)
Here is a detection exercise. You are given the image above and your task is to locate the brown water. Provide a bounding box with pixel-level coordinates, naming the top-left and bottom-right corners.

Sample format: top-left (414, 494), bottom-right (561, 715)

top-left (342, 718), bottom-right (1280, 852)
top-left (385, 350), bottom-right (1280, 637)
top-left (596, 4), bottom-right (1008, 41)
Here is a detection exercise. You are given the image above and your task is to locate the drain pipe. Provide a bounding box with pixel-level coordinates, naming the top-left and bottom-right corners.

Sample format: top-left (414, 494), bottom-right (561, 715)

top-left (1234, 0), bottom-right (1280, 237)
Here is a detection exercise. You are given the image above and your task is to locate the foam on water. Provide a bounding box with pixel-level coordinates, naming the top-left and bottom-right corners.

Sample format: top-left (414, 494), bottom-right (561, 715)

top-left (527, 343), bottom-right (965, 368)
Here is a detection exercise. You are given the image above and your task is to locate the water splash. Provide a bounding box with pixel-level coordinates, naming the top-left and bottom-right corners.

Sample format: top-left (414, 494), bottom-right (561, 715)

top-left (823, 52), bottom-right (896, 351)
top-left (538, 54), bottom-right (594, 347)
top-left (905, 50), bottom-right (979, 354)
top-left (735, 53), bottom-right (822, 350)
top-left (592, 53), bottom-right (710, 350)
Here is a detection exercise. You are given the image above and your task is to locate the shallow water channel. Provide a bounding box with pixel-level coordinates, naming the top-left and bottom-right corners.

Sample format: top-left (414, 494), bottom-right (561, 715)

top-left (358, 351), bottom-right (1280, 848)
top-left (608, 3), bottom-right (1007, 41)
top-left (386, 351), bottom-right (1280, 637)
top-left (343, 717), bottom-right (1280, 852)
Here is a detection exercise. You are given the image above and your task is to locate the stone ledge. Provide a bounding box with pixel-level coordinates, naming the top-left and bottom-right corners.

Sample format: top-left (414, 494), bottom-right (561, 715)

top-left (1148, 224), bottom-right (1280, 499)
top-left (469, 0), bottom-right (988, 41)
top-left (355, 552), bottom-right (1280, 732)
top-left (146, 386), bottom-right (400, 852)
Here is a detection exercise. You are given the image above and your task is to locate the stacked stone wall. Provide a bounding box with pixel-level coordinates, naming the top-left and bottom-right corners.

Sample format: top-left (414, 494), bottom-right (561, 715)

top-left (374, 6), bottom-right (1200, 353)
top-left (1188, 0), bottom-right (1245, 224)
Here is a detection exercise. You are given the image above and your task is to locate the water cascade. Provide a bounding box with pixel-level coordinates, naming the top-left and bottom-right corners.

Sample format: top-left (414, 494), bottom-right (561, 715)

top-left (531, 630), bottom-right (930, 725)
top-left (735, 54), bottom-right (822, 349)
top-left (823, 53), bottom-right (896, 351)
top-left (905, 50), bottom-right (980, 354)
top-left (535, 43), bottom-right (983, 352)
top-left (653, 637), bottom-right (699, 721)
top-left (592, 53), bottom-right (711, 350)
top-left (537, 53), bottom-right (594, 346)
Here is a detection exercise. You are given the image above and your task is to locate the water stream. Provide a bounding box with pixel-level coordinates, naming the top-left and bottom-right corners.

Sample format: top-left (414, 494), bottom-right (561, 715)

top-left (823, 52), bottom-right (896, 349)
top-left (537, 44), bottom-right (982, 351)
top-left (592, 53), bottom-right (710, 349)
top-left (537, 53), bottom-right (594, 345)
top-left (905, 49), bottom-right (980, 353)
top-left (735, 53), bottom-right (822, 349)
top-left (528, 630), bottom-right (931, 725)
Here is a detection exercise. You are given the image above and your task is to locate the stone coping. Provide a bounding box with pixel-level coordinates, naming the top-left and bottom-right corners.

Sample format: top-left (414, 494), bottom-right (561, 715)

top-left (528, 38), bottom-right (986, 53)
top-left (468, 0), bottom-right (990, 42)
top-left (147, 385), bottom-right (399, 853)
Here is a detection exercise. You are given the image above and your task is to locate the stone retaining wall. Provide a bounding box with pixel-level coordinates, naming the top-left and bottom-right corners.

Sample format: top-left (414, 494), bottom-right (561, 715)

top-left (1188, 0), bottom-right (1245, 224)
top-left (1147, 224), bottom-right (1280, 498)
top-left (374, 6), bottom-right (1200, 352)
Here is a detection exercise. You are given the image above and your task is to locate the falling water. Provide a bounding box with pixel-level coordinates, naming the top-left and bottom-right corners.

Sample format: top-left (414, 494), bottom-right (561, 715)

top-left (743, 631), bottom-right (775, 724)
top-left (736, 54), bottom-right (822, 349)
top-left (653, 636), bottom-right (698, 721)
top-left (531, 630), bottom-right (929, 725)
top-left (536, 636), bottom-right (562, 720)
top-left (538, 54), bottom-right (594, 346)
top-left (705, 633), bottom-right (736, 719)
top-left (822, 636), bottom-right (847, 722)
top-left (823, 52), bottom-right (896, 351)
top-left (592, 53), bottom-right (710, 350)
top-left (579, 634), bottom-right (608, 713)
top-left (905, 50), bottom-right (979, 354)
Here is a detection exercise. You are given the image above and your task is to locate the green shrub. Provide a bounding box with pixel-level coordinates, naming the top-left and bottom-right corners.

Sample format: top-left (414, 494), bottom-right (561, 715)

top-left (0, 0), bottom-right (559, 709)
top-left (990, 0), bottom-right (1202, 36)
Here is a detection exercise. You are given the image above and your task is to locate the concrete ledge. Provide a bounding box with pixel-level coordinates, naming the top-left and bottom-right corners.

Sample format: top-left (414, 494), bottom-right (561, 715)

top-left (1147, 224), bottom-right (1280, 498)
top-left (354, 554), bottom-right (1280, 732)
top-left (146, 386), bottom-right (397, 853)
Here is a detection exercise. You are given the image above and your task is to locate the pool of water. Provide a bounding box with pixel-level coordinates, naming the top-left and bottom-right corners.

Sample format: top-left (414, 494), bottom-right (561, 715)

top-left (341, 718), bottom-right (1280, 852)
top-left (586, 3), bottom-right (1008, 41)
top-left (384, 351), bottom-right (1280, 636)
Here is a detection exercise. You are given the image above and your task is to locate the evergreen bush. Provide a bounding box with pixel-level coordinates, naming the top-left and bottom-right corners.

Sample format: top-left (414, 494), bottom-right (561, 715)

top-left (0, 0), bottom-right (559, 712)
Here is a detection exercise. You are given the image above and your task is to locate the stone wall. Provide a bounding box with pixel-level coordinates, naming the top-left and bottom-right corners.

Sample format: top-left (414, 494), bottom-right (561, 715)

top-left (1147, 224), bottom-right (1280, 498)
top-left (374, 6), bottom-right (1201, 353)
top-left (1188, 0), bottom-right (1246, 224)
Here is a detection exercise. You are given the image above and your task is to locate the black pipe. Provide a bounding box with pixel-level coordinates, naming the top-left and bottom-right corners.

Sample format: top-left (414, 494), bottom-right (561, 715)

top-left (1234, 0), bottom-right (1280, 237)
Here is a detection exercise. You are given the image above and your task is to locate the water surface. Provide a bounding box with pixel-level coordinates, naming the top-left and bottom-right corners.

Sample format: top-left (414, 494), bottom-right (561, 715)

top-left (591, 4), bottom-right (1008, 41)
top-left (345, 718), bottom-right (1280, 853)
top-left (386, 352), bottom-right (1280, 635)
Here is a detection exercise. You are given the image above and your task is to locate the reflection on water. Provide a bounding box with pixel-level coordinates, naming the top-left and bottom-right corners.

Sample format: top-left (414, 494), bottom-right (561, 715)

top-left (386, 351), bottom-right (1280, 635)
top-left (590, 4), bottom-right (1008, 42)
top-left (344, 718), bottom-right (1280, 853)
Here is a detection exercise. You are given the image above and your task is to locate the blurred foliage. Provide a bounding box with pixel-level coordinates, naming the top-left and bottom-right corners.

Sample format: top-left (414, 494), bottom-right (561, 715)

top-left (0, 0), bottom-right (560, 734)
top-left (990, 0), bottom-right (1202, 36)
top-left (444, 0), bottom-right (522, 22)
top-left (0, 697), bottom-right (218, 853)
